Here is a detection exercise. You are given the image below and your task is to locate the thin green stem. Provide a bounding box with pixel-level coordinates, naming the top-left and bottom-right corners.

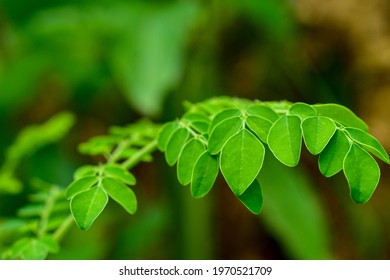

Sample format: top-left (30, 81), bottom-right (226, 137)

top-left (122, 139), bottom-right (158, 170)
top-left (53, 215), bottom-right (74, 242)
top-left (108, 140), bottom-right (130, 164)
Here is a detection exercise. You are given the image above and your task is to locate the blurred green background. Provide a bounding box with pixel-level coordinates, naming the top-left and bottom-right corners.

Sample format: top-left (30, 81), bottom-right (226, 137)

top-left (1, 0), bottom-right (390, 259)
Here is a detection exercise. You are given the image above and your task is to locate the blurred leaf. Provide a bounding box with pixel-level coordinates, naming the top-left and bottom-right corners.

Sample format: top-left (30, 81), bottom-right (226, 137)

top-left (268, 115), bottom-right (302, 167)
top-left (102, 177), bottom-right (137, 215)
top-left (344, 144), bottom-right (380, 204)
top-left (260, 152), bottom-right (332, 259)
top-left (220, 129), bottom-right (264, 196)
top-left (191, 151), bottom-right (219, 198)
top-left (110, 2), bottom-right (199, 115)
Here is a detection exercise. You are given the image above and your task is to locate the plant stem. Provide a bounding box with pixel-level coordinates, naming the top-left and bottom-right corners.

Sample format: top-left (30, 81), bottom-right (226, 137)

top-left (53, 215), bottom-right (74, 242)
top-left (122, 139), bottom-right (158, 170)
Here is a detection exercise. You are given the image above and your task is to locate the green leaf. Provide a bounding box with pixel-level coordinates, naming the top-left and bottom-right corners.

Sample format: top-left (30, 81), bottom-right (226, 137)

top-left (246, 104), bottom-right (279, 122)
top-left (191, 151), bottom-right (219, 198)
top-left (314, 104), bottom-right (369, 131)
top-left (301, 116), bottom-right (336, 155)
top-left (318, 130), bottom-right (351, 177)
top-left (102, 177), bottom-right (137, 214)
top-left (177, 139), bottom-right (206, 185)
top-left (345, 127), bottom-right (390, 164)
top-left (236, 179), bottom-right (263, 214)
top-left (66, 176), bottom-right (98, 199)
top-left (267, 115), bottom-right (302, 167)
top-left (208, 108), bottom-right (241, 134)
top-left (20, 239), bottom-right (49, 260)
top-left (103, 164), bottom-right (136, 185)
top-left (157, 121), bottom-right (179, 151)
top-left (39, 235), bottom-right (60, 254)
top-left (70, 187), bottom-right (109, 230)
top-left (165, 127), bottom-right (189, 166)
top-left (245, 116), bottom-right (273, 143)
top-left (74, 165), bottom-right (97, 180)
top-left (208, 117), bottom-right (243, 155)
top-left (191, 121), bottom-right (209, 134)
top-left (289, 102), bottom-right (317, 119)
top-left (343, 144), bottom-right (380, 204)
top-left (182, 112), bottom-right (210, 123)
top-left (220, 129), bottom-right (265, 195)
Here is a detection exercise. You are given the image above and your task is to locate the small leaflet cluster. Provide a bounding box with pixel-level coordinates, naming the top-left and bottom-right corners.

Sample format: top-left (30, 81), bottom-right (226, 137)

top-left (158, 98), bottom-right (390, 215)
top-left (67, 120), bottom-right (159, 230)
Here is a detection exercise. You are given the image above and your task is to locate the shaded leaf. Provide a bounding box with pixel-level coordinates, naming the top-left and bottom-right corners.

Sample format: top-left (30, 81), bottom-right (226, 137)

top-left (177, 139), bottom-right (206, 185)
top-left (267, 115), bottom-right (302, 167)
top-left (220, 129), bottom-right (265, 195)
top-left (318, 130), bottom-right (351, 177)
top-left (191, 152), bottom-right (219, 198)
top-left (70, 187), bottom-right (108, 230)
top-left (102, 177), bottom-right (137, 214)
top-left (344, 144), bottom-right (380, 204)
top-left (237, 179), bottom-right (263, 214)
top-left (302, 116), bottom-right (336, 155)
top-left (208, 117), bottom-right (242, 155)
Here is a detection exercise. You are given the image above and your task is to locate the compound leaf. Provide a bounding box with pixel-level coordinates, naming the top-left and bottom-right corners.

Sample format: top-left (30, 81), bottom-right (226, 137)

top-left (318, 130), bottom-right (351, 177)
top-left (66, 176), bottom-right (98, 199)
top-left (289, 103), bottom-right (317, 119)
top-left (267, 115), bottom-right (302, 167)
top-left (314, 104), bottom-right (368, 131)
top-left (245, 115), bottom-right (273, 143)
top-left (70, 187), bottom-right (108, 230)
top-left (191, 151), bottom-right (219, 198)
top-left (343, 144), bottom-right (380, 204)
top-left (157, 121), bottom-right (179, 151)
top-left (165, 127), bottom-right (189, 166)
top-left (102, 177), bottom-right (137, 214)
top-left (302, 116), bottom-right (336, 155)
top-left (236, 178), bottom-right (263, 214)
top-left (208, 117), bottom-right (242, 155)
top-left (177, 139), bottom-right (206, 185)
top-left (103, 164), bottom-right (136, 185)
top-left (220, 129), bottom-right (265, 196)
top-left (345, 127), bottom-right (390, 164)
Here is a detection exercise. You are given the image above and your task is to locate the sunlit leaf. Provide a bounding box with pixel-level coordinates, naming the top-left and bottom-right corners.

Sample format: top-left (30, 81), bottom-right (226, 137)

top-left (70, 187), bottom-right (108, 230)
top-left (177, 139), bottom-right (206, 185)
top-left (220, 129), bottom-right (265, 195)
top-left (208, 108), bottom-right (241, 134)
top-left (208, 117), bottom-right (242, 155)
top-left (289, 103), bottom-right (317, 119)
top-left (301, 116), bottom-right (336, 155)
top-left (245, 116), bottom-right (273, 143)
top-left (267, 115), bottom-right (302, 167)
top-left (66, 176), bottom-right (98, 199)
top-left (345, 127), bottom-right (390, 164)
top-left (103, 164), bottom-right (136, 186)
top-left (102, 177), bottom-right (137, 214)
top-left (246, 104), bottom-right (279, 122)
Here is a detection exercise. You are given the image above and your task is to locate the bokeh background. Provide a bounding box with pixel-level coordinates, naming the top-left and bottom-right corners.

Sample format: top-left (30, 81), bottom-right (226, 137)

top-left (1, 0), bottom-right (390, 259)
